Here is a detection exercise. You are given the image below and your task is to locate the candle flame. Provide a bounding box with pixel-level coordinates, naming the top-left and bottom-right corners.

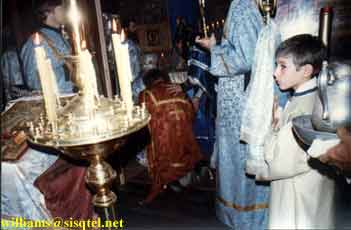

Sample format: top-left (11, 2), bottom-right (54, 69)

top-left (112, 18), bottom-right (117, 33)
top-left (121, 29), bottom-right (126, 42)
top-left (68, 0), bottom-right (81, 52)
top-left (34, 33), bottom-right (40, 45)
top-left (69, 0), bottom-right (81, 22)
top-left (81, 40), bottom-right (87, 49)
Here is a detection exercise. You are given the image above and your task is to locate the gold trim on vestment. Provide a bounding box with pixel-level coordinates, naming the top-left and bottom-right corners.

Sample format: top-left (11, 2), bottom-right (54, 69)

top-left (169, 109), bottom-right (185, 121)
top-left (145, 90), bottom-right (158, 105)
top-left (170, 162), bottom-right (186, 167)
top-left (216, 196), bottom-right (268, 212)
top-left (144, 90), bottom-right (189, 107)
top-left (157, 99), bottom-right (189, 107)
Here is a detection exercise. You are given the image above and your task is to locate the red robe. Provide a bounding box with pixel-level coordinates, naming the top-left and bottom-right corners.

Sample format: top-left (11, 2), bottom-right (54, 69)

top-left (34, 158), bottom-right (94, 220)
top-left (139, 81), bottom-right (202, 202)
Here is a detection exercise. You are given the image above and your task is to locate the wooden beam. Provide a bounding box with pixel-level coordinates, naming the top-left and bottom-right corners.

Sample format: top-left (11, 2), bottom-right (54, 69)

top-left (82, 0), bottom-right (113, 98)
top-left (93, 0), bottom-right (113, 98)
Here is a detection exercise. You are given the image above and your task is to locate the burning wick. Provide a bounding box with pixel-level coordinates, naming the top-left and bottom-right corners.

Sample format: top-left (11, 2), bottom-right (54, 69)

top-left (69, 0), bottom-right (81, 53)
top-left (112, 18), bottom-right (117, 33)
top-left (81, 40), bottom-right (87, 50)
top-left (121, 29), bottom-right (126, 42)
top-left (33, 33), bottom-right (41, 46)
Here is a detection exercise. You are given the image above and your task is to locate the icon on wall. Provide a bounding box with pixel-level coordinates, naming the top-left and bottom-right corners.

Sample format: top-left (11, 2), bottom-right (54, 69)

top-left (146, 29), bottom-right (160, 46)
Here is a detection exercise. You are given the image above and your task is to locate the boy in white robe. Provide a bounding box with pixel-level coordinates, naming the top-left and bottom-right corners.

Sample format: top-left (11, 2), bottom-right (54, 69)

top-left (256, 34), bottom-right (335, 229)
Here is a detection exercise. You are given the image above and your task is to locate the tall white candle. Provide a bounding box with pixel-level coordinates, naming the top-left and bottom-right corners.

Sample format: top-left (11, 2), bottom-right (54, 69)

top-left (33, 33), bottom-right (59, 125)
top-left (78, 41), bottom-right (99, 110)
top-left (111, 26), bottom-right (133, 120)
top-left (68, 0), bottom-right (81, 54)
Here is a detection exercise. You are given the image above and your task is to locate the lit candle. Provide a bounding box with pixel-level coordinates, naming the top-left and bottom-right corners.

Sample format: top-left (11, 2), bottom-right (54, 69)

top-left (198, 0), bottom-right (208, 37)
top-left (68, 0), bottom-right (81, 54)
top-left (78, 40), bottom-right (99, 109)
top-left (111, 23), bottom-right (133, 120)
top-left (33, 33), bottom-right (59, 126)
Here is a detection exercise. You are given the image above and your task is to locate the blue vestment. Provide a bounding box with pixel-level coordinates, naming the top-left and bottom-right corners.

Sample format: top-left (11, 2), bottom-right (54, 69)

top-left (187, 45), bottom-right (217, 157)
top-left (126, 39), bottom-right (144, 102)
top-left (20, 26), bottom-right (73, 94)
top-left (209, 0), bottom-right (269, 229)
top-left (1, 49), bottom-right (32, 102)
top-left (1, 149), bottom-right (58, 220)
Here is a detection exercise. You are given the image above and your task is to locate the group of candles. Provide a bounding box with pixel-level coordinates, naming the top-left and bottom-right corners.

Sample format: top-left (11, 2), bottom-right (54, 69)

top-left (33, 0), bottom-right (135, 124)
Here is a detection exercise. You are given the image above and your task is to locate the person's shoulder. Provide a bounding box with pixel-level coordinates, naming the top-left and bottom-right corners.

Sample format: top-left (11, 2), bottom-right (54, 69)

top-left (20, 35), bottom-right (36, 54)
top-left (40, 27), bottom-right (58, 37)
top-left (296, 91), bottom-right (317, 107)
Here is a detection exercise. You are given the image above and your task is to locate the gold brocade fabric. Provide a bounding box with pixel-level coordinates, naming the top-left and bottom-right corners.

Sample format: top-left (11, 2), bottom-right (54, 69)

top-left (216, 196), bottom-right (269, 212)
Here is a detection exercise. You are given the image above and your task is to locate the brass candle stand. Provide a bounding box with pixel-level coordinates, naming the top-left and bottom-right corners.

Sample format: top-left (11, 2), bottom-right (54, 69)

top-left (27, 0), bottom-right (151, 223)
top-left (27, 93), bottom-right (150, 221)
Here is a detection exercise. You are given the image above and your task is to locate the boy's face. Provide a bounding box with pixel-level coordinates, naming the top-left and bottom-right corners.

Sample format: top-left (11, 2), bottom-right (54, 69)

top-left (274, 56), bottom-right (310, 91)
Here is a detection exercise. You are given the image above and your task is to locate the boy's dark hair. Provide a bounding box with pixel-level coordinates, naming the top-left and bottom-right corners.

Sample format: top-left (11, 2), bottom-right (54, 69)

top-left (142, 68), bottom-right (170, 88)
top-left (35, 0), bottom-right (63, 23)
top-left (275, 34), bottom-right (327, 76)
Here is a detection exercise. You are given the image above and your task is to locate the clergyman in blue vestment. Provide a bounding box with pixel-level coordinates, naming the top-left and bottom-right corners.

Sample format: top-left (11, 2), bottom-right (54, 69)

top-left (196, 0), bottom-right (269, 229)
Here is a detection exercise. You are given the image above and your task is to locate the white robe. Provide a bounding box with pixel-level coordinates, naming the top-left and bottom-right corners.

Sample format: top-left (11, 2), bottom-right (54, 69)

top-left (258, 78), bottom-right (335, 229)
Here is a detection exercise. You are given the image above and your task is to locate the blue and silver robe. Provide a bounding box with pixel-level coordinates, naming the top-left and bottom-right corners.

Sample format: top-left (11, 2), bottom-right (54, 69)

top-left (1, 49), bottom-right (32, 102)
top-left (20, 26), bottom-right (73, 94)
top-left (187, 45), bottom-right (217, 157)
top-left (209, 0), bottom-right (269, 229)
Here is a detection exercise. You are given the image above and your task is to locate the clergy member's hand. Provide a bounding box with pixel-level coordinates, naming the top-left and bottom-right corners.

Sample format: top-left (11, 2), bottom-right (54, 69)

top-left (195, 34), bottom-right (216, 50)
top-left (319, 127), bottom-right (351, 171)
top-left (192, 97), bottom-right (200, 112)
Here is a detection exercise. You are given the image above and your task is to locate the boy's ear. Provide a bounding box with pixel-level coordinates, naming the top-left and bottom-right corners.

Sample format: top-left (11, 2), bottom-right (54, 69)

top-left (302, 64), bottom-right (314, 78)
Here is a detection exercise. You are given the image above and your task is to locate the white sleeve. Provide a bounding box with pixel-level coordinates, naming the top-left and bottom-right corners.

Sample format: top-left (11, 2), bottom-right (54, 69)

top-left (262, 122), bottom-right (311, 181)
top-left (307, 138), bottom-right (340, 158)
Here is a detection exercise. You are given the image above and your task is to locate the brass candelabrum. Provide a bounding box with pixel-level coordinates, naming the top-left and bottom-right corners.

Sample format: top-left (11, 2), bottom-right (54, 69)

top-left (27, 0), bottom-right (151, 224)
top-left (27, 94), bottom-right (150, 221)
top-left (257, 0), bottom-right (277, 23)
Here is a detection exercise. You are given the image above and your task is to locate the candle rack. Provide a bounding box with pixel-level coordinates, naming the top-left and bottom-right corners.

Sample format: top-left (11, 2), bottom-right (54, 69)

top-left (27, 0), bottom-right (150, 222)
